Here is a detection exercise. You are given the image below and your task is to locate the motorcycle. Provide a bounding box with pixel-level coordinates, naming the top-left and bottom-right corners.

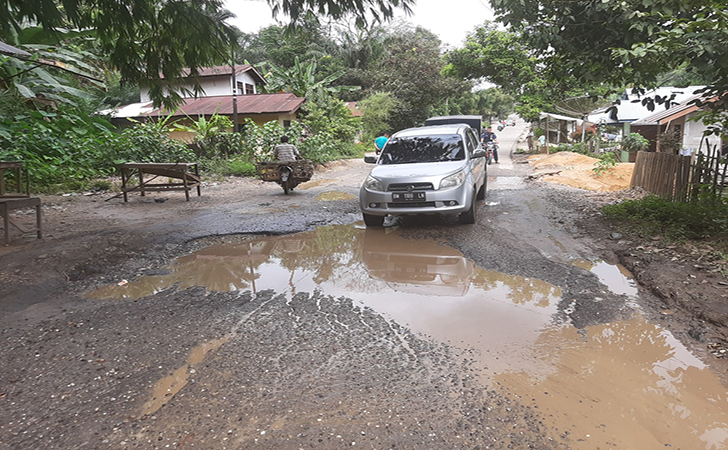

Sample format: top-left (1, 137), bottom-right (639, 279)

top-left (255, 160), bottom-right (314, 194)
top-left (484, 142), bottom-right (496, 165)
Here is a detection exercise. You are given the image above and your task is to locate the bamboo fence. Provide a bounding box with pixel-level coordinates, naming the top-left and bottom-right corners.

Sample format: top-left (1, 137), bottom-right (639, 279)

top-left (631, 143), bottom-right (727, 202)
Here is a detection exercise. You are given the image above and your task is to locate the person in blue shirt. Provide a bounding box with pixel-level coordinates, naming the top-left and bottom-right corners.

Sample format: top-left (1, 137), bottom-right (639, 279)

top-left (481, 127), bottom-right (499, 163)
top-left (374, 133), bottom-right (389, 154)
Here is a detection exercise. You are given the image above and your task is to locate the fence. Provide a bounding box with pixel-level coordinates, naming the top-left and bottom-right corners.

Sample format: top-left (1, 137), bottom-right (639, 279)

top-left (631, 143), bottom-right (727, 202)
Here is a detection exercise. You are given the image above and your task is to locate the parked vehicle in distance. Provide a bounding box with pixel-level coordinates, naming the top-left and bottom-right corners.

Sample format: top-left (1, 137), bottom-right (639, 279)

top-left (506, 119), bottom-right (516, 126)
top-left (360, 124), bottom-right (488, 227)
top-left (424, 115), bottom-right (483, 137)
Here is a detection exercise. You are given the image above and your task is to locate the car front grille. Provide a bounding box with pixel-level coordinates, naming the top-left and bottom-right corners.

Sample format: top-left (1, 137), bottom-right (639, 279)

top-left (387, 182), bottom-right (434, 192)
top-left (387, 202), bottom-right (436, 208)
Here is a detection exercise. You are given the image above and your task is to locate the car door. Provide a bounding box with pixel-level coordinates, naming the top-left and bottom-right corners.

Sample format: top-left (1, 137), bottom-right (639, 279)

top-left (465, 128), bottom-right (485, 191)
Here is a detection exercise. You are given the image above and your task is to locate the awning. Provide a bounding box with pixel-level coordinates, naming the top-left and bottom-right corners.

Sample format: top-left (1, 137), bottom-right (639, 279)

top-left (540, 112), bottom-right (583, 125)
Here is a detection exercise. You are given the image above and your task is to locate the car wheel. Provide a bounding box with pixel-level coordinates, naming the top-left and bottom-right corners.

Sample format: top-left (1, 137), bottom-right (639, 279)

top-left (459, 195), bottom-right (477, 224)
top-left (363, 213), bottom-right (385, 227)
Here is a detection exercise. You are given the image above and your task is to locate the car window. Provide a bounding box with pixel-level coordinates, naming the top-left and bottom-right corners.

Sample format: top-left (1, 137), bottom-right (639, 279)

top-left (379, 134), bottom-right (465, 164)
top-left (465, 130), bottom-right (477, 154)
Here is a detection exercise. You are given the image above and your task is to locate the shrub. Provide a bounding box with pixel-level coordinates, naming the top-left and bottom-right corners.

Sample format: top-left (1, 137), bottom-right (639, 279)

top-left (603, 195), bottom-right (728, 243)
top-left (593, 152), bottom-right (618, 176)
top-left (621, 133), bottom-right (649, 154)
top-left (551, 142), bottom-right (590, 155)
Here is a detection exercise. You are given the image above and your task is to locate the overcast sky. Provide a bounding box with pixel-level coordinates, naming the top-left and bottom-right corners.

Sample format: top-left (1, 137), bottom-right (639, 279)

top-left (224, 0), bottom-right (495, 48)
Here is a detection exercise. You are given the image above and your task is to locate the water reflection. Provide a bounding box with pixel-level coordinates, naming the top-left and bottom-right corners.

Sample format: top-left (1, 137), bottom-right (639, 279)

top-left (89, 224), bottom-right (728, 449)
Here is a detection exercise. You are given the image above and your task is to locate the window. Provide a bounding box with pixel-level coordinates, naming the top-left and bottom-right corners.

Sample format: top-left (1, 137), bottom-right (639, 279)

top-left (465, 130), bottom-right (478, 154)
top-left (283, 120), bottom-right (291, 129)
top-left (379, 135), bottom-right (465, 164)
top-left (236, 81), bottom-right (244, 95)
top-left (245, 83), bottom-right (255, 95)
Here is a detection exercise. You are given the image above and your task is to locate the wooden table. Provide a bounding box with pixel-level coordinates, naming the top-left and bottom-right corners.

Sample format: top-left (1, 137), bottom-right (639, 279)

top-left (116, 163), bottom-right (201, 202)
top-left (0, 197), bottom-right (42, 244)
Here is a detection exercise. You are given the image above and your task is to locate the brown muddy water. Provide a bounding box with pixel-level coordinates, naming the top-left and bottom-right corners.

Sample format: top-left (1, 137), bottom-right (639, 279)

top-left (90, 224), bottom-right (728, 449)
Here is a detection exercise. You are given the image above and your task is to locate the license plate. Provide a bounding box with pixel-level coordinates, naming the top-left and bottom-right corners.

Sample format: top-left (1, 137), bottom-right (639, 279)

top-left (392, 192), bottom-right (426, 201)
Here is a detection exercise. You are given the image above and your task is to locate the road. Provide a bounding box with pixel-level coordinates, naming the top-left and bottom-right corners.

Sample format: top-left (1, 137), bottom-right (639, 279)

top-left (1, 119), bottom-right (728, 449)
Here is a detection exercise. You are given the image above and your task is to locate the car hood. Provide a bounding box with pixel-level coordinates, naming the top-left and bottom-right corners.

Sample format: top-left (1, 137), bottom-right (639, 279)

top-left (369, 160), bottom-right (467, 180)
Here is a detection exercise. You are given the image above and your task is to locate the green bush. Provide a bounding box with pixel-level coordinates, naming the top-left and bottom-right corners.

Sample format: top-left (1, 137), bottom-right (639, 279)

top-left (0, 108), bottom-right (118, 189)
top-left (603, 195), bottom-right (728, 243)
top-left (621, 133), bottom-right (649, 153)
top-left (106, 122), bottom-right (196, 164)
top-left (551, 142), bottom-right (590, 155)
top-left (593, 152), bottom-right (618, 176)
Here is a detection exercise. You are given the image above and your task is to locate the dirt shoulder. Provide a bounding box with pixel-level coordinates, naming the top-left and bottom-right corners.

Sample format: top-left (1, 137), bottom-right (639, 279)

top-left (517, 151), bottom-right (728, 355)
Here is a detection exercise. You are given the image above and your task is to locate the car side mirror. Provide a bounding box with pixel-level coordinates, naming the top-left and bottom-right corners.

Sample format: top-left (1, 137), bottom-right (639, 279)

top-left (472, 148), bottom-right (487, 159)
top-left (364, 155), bottom-right (378, 164)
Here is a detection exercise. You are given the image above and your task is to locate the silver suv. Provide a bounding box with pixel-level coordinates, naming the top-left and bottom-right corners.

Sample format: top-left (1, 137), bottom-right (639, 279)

top-left (360, 124), bottom-right (487, 227)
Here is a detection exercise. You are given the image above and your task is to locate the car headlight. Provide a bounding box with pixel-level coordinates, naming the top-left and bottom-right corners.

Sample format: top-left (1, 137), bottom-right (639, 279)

top-left (364, 175), bottom-right (384, 191)
top-left (440, 170), bottom-right (465, 189)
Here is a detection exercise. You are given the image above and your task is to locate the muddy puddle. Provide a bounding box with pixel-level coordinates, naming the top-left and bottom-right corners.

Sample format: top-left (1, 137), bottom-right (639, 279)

top-left (90, 224), bottom-right (728, 448)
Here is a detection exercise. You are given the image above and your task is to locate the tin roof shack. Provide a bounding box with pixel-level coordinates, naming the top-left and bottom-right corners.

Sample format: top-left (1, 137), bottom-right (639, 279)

top-left (630, 94), bottom-right (721, 156)
top-left (538, 112), bottom-right (582, 145)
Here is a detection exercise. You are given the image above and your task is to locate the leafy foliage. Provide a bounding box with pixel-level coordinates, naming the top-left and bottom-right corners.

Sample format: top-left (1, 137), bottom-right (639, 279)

top-left (593, 152), bottom-right (618, 177)
top-left (0, 104), bottom-right (117, 187)
top-left (603, 195), bottom-right (728, 244)
top-left (370, 26), bottom-right (464, 130)
top-left (491, 0), bottom-right (728, 126)
top-left (259, 56), bottom-right (358, 101)
top-left (3, 0), bottom-right (413, 108)
top-left (621, 133), bottom-right (649, 154)
top-left (443, 22), bottom-right (611, 121)
top-left (359, 92), bottom-right (400, 141)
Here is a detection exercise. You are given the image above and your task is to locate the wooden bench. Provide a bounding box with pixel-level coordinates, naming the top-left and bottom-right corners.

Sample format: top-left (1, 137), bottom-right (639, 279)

top-left (115, 162), bottom-right (201, 202)
top-left (0, 197), bottom-right (42, 244)
top-left (0, 161), bottom-right (42, 244)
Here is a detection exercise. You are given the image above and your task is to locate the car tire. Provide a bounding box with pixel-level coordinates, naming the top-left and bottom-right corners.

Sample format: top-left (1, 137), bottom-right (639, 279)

top-left (459, 194), bottom-right (477, 224)
top-left (363, 213), bottom-right (385, 227)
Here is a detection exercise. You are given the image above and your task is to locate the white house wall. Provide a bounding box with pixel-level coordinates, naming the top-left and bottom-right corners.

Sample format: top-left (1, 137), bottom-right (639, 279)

top-left (682, 112), bottom-right (722, 155)
top-left (139, 71), bottom-right (259, 102)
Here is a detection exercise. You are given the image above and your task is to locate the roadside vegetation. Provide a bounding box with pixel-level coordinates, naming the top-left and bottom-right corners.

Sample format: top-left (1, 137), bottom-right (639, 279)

top-left (603, 195), bottom-right (728, 257)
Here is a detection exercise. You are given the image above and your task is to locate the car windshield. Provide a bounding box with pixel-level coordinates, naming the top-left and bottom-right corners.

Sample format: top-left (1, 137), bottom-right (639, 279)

top-left (379, 134), bottom-right (465, 164)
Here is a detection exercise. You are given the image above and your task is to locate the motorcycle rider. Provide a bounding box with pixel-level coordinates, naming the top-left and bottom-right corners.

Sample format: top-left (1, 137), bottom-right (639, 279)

top-left (481, 126), bottom-right (499, 163)
top-left (274, 135), bottom-right (302, 161)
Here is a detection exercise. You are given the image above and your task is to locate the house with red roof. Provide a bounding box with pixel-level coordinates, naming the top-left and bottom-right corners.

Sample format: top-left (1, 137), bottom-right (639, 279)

top-left (103, 65), bottom-right (306, 141)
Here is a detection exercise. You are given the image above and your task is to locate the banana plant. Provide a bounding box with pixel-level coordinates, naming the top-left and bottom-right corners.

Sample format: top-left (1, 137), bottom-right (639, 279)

top-left (258, 56), bottom-right (358, 101)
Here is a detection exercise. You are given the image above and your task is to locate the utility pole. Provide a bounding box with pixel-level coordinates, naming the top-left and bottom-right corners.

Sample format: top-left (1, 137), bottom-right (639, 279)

top-left (231, 45), bottom-right (239, 133)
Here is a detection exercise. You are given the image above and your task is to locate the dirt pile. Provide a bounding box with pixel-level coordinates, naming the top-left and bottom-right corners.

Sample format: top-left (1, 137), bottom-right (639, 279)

top-left (528, 151), bottom-right (634, 192)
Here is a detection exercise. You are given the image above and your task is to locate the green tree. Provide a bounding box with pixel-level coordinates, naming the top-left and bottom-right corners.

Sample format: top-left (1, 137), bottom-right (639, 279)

top-left (370, 26), bottom-right (466, 130)
top-left (490, 0), bottom-right (728, 121)
top-left (359, 92), bottom-right (401, 141)
top-left (2, 0), bottom-right (413, 108)
top-left (443, 22), bottom-right (610, 121)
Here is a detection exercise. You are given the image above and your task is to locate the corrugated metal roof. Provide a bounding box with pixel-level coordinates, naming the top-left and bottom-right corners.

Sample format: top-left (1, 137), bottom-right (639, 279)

top-left (630, 94), bottom-right (705, 125)
top-left (0, 40), bottom-right (31, 57)
top-left (587, 86), bottom-right (704, 124)
top-left (146, 93), bottom-right (305, 117)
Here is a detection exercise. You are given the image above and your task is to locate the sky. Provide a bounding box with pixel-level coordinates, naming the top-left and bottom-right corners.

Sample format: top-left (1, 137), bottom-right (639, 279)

top-left (224, 0), bottom-right (495, 48)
